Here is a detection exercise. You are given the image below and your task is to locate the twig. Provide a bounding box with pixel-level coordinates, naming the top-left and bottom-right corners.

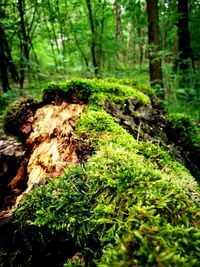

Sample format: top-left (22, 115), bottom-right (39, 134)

top-left (137, 122), bottom-right (142, 143)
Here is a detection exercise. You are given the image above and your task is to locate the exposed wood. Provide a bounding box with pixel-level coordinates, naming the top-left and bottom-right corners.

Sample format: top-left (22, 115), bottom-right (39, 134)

top-left (0, 101), bottom-right (85, 225)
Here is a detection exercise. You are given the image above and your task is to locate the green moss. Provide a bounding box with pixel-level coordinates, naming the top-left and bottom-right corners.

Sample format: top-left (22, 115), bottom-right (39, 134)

top-left (167, 113), bottom-right (200, 148)
top-left (42, 78), bottom-right (151, 108)
top-left (103, 77), bottom-right (155, 97)
top-left (14, 108), bottom-right (199, 266)
top-left (3, 98), bottom-right (37, 138)
top-left (64, 258), bottom-right (83, 267)
top-left (97, 226), bottom-right (200, 267)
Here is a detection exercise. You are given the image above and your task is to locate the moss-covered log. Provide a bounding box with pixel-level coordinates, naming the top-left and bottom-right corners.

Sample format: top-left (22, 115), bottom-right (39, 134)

top-left (0, 78), bottom-right (199, 266)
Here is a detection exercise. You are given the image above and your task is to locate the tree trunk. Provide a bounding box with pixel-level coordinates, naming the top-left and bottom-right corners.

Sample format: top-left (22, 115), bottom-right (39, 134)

top-left (177, 0), bottom-right (192, 72)
top-left (85, 0), bottom-right (99, 76)
top-left (146, 0), bottom-right (163, 93)
top-left (0, 26), bottom-right (10, 92)
top-left (67, 13), bottom-right (89, 69)
top-left (138, 28), bottom-right (144, 66)
top-left (114, 0), bottom-right (123, 61)
top-left (18, 0), bottom-right (30, 89)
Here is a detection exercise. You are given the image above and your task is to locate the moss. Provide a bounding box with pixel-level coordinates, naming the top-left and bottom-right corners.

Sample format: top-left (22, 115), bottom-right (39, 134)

top-left (64, 258), bottom-right (83, 267)
top-left (42, 78), bottom-right (151, 108)
top-left (103, 77), bottom-right (155, 97)
top-left (167, 113), bottom-right (200, 148)
top-left (3, 98), bottom-right (37, 139)
top-left (13, 107), bottom-right (199, 266)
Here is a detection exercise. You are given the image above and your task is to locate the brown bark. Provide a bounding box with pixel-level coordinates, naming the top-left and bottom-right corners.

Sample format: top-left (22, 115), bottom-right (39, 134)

top-left (114, 0), bottom-right (123, 61)
top-left (146, 0), bottom-right (163, 92)
top-left (0, 26), bottom-right (10, 92)
top-left (18, 0), bottom-right (30, 89)
top-left (177, 0), bottom-right (192, 72)
top-left (85, 0), bottom-right (99, 76)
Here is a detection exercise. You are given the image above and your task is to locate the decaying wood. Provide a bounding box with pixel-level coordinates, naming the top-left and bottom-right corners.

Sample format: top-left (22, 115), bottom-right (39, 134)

top-left (0, 101), bottom-right (85, 224)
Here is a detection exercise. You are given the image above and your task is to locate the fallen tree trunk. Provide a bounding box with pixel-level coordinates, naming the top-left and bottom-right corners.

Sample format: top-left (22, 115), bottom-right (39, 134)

top-left (0, 78), bottom-right (199, 266)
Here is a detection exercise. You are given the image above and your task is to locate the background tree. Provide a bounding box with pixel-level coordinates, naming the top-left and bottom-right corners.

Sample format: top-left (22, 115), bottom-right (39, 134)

top-left (146, 0), bottom-right (163, 92)
top-left (177, 0), bottom-right (192, 72)
top-left (0, 25), bottom-right (10, 92)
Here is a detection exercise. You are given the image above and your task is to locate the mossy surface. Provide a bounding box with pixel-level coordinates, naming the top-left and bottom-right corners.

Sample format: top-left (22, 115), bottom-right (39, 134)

top-left (166, 113), bottom-right (200, 148)
top-left (14, 110), bottom-right (199, 266)
top-left (1, 78), bottom-right (200, 266)
top-left (42, 78), bottom-right (151, 108)
top-left (3, 98), bottom-right (38, 140)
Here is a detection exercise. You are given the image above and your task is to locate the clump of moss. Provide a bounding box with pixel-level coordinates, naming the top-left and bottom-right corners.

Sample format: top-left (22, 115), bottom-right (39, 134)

top-left (43, 80), bottom-right (93, 105)
top-left (167, 113), bottom-right (200, 148)
top-left (3, 98), bottom-right (37, 139)
top-left (103, 77), bottom-right (155, 97)
top-left (2, 78), bottom-right (151, 140)
top-left (42, 78), bottom-right (151, 109)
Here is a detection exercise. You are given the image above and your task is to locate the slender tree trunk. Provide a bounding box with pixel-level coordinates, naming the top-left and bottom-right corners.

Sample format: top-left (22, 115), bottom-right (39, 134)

top-left (0, 25), bottom-right (18, 83)
top-left (67, 14), bottom-right (89, 69)
top-left (47, 0), bottom-right (61, 58)
top-left (0, 51), bottom-right (10, 93)
top-left (18, 0), bottom-right (30, 89)
top-left (42, 7), bottom-right (59, 72)
top-left (56, 0), bottom-right (66, 58)
top-left (138, 28), bottom-right (144, 66)
top-left (96, 0), bottom-right (106, 71)
top-left (0, 26), bottom-right (10, 92)
top-left (114, 0), bottom-right (123, 61)
top-left (85, 0), bottom-right (99, 76)
top-left (177, 0), bottom-right (192, 72)
top-left (146, 0), bottom-right (163, 92)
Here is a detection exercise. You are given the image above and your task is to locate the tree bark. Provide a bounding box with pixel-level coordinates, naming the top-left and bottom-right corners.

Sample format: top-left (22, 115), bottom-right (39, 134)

top-left (0, 26), bottom-right (10, 92)
top-left (18, 0), bottom-right (30, 89)
top-left (177, 0), bottom-right (192, 72)
top-left (85, 0), bottom-right (99, 76)
top-left (146, 0), bottom-right (163, 92)
top-left (114, 0), bottom-right (123, 61)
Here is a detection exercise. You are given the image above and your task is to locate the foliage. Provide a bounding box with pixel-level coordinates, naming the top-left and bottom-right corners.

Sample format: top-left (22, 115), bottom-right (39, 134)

top-left (0, 89), bottom-right (20, 114)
